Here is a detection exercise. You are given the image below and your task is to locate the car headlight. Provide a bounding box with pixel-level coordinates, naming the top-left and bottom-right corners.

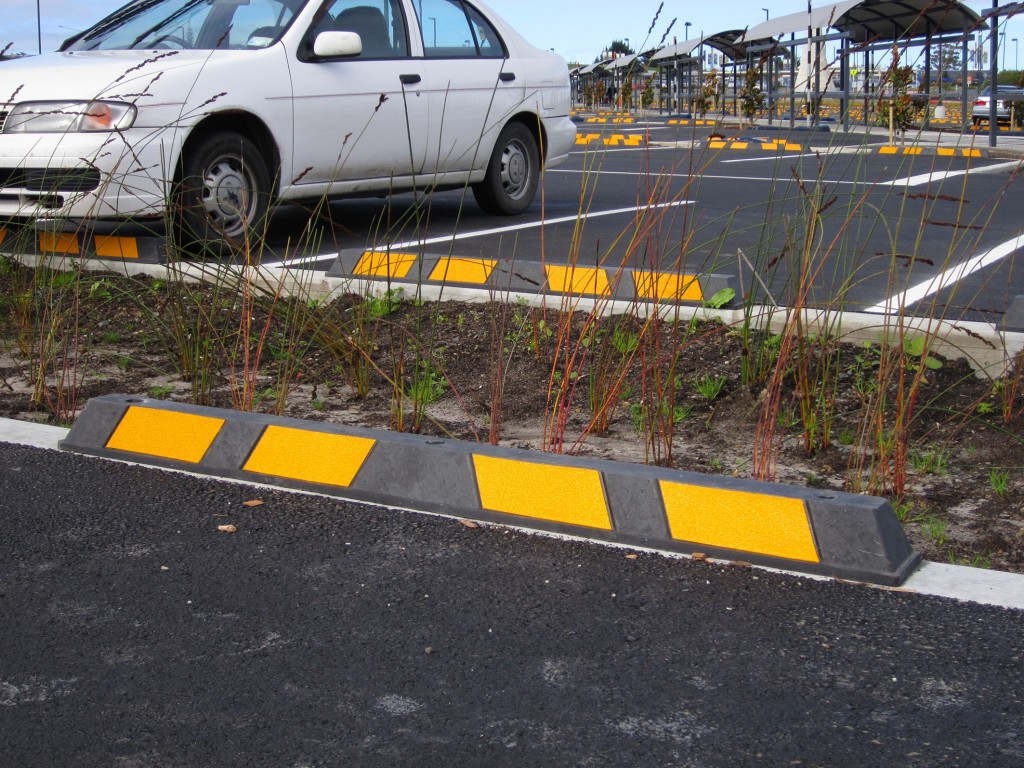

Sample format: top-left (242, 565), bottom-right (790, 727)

top-left (3, 101), bottom-right (137, 133)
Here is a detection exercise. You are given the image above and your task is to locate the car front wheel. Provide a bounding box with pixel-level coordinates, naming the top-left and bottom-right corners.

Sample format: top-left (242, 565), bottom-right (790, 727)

top-left (176, 131), bottom-right (272, 255)
top-left (473, 122), bottom-right (540, 216)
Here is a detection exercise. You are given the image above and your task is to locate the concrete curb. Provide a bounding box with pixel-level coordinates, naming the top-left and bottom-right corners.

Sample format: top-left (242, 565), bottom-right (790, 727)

top-left (60, 394), bottom-right (921, 586)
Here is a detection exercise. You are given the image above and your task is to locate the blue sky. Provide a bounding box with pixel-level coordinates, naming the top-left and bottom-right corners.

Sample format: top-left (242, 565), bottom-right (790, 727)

top-left (3, 0), bottom-right (1022, 68)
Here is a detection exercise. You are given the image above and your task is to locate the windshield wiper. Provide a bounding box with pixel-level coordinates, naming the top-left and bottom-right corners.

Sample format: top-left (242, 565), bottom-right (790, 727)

top-left (127, 0), bottom-right (208, 50)
top-left (62, 0), bottom-right (167, 50)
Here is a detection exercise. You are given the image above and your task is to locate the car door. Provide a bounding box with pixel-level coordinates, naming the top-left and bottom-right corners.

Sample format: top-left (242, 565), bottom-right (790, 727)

top-left (412, 0), bottom-right (525, 176)
top-left (288, 0), bottom-right (428, 190)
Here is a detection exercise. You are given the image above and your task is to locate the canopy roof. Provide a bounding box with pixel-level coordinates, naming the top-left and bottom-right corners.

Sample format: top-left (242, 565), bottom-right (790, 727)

top-left (742, 0), bottom-right (985, 45)
top-left (650, 30), bottom-right (777, 66)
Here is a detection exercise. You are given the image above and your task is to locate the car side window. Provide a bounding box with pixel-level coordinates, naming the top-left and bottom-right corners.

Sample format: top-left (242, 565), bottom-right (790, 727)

top-left (416, 0), bottom-right (505, 59)
top-left (308, 0), bottom-right (409, 58)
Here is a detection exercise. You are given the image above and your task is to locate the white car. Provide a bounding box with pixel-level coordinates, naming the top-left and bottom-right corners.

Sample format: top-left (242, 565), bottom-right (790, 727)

top-left (0, 0), bottom-right (575, 249)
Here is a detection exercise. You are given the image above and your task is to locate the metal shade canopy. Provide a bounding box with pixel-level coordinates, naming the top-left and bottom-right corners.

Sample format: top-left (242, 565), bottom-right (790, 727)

top-left (741, 0), bottom-right (985, 44)
top-left (650, 30), bottom-right (778, 66)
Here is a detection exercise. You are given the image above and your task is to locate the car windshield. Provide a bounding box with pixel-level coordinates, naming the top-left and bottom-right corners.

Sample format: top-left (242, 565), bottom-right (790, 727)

top-left (63, 0), bottom-right (308, 51)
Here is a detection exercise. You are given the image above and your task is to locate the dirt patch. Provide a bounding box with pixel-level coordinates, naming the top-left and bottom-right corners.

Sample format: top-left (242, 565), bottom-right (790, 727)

top-left (2, 265), bottom-right (1022, 572)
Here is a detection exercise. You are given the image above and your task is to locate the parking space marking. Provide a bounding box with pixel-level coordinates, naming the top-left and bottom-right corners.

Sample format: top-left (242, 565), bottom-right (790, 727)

top-left (885, 159), bottom-right (1021, 188)
top-left (269, 201), bottom-right (695, 269)
top-left (549, 168), bottom-right (865, 187)
top-left (864, 232), bottom-right (1024, 314)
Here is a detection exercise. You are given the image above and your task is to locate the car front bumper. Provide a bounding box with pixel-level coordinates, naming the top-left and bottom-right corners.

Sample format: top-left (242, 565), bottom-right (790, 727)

top-left (0, 129), bottom-right (174, 222)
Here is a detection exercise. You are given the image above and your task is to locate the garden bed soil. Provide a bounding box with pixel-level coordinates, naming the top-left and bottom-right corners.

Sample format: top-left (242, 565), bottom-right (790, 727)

top-left (1, 267), bottom-right (1022, 573)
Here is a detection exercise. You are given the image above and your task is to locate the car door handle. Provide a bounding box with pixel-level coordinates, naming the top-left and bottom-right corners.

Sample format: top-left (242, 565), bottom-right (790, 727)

top-left (400, 74), bottom-right (421, 85)
top-left (499, 72), bottom-right (516, 82)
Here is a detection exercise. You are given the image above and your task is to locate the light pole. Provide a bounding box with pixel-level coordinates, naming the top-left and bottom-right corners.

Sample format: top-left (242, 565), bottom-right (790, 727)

top-left (36, 0), bottom-right (42, 54)
top-left (684, 22), bottom-right (691, 40)
top-left (1015, 38), bottom-right (1019, 71)
top-left (762, 8), bottom-right (770, 21)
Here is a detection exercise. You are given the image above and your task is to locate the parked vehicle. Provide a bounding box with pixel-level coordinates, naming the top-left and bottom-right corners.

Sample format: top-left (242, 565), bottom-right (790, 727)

top-left (972, 85), bottom-right (1024, 126)
top-left (0, 0), bottom-right (575, 249)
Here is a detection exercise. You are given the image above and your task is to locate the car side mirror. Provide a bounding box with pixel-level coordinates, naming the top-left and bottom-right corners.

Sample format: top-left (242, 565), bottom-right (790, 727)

top-left (313, 31), bottom-right (362, 58)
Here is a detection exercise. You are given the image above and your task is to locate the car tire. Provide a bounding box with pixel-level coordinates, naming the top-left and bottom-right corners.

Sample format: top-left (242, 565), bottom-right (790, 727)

top-left (176, 131), bottom-right (272, 256)
top-left (472, 121), bottom-right (540, 216)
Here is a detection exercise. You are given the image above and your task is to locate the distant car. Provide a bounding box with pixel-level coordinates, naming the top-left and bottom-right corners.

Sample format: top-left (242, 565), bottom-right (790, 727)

top-left (972, 85), bottom-right (1024, 126)
top-left (0, 0), bottom-right (575, 249)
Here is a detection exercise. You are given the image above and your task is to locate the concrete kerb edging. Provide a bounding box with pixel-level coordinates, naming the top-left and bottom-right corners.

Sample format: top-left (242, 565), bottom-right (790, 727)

top-left (60, 394), bottom-right (921, 586)
top-left (6, 247), bottom-right (1022, 378)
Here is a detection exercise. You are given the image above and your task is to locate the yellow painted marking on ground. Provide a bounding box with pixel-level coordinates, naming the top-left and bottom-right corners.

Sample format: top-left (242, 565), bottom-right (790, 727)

top-left (473, 455), bottom-right (612, 530)
top-left (633, 271), bottom-right (704, 302)
top-left (429, 257), bottom-right (496, 284)
top-left (660, 482), bottom-right (820, 563)
top-left (546, 264), bottom-right (611, 296)
top-left (730, 142), bottom-right (749, 150)
top-left (576, 133), bottom-right (602, 145)
top-left (709, 140), bottom-right (727, 149)
top-left (963, 149), bottom-right (982, 157)
top-left (95, 235), bottom-right (139, 259)
top-left (902, 147), bottom-right (923, 156)
top-left (937, 148), bottom-right (955, 157)
top-left (606, 134), bottom-right (643, 146)
top-left (760, 140), bottom-right (803, 151)
top-left (244, 426), bottom-right (376, 488)
top-left (38, 232), bottom-right (80, 255)
top-left (354, 250), bottom-right (418, 279)
top-left (879, 146), bottom-right (899, 155)
top-left (106, 406), bottom-right (224, 465)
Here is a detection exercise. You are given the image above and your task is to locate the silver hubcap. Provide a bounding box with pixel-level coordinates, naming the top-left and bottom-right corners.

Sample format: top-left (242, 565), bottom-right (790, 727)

top-left (200, 153), bottom-right (258, 239)
top-left (499, 139), bottom-right (530, 201)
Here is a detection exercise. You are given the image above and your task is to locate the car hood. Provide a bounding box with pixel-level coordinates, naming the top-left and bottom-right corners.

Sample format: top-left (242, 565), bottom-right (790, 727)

top-left (0, 50), bottom-right (207, 103)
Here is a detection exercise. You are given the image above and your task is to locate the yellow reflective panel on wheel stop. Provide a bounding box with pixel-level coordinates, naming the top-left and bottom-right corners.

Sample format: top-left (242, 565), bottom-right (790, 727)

top-left (244, 426), bottom-right (376, 488)
top-left (633, 271), bottom-right (703, 302)
top-left (429, 257), bottom-right (496, 284)
top-left (355, 251), bottom-right (418, 279)
top-left (545, 265), bottom-right (611, 297)
top-left (473, 455), bottom-right (612, 530)
top-left (95, 236), bottom-right (139, 259)
top-left (106, 406), bottom-right (224, 464)
top-left (660, 482), bottom-right (820, 563)
top-left (39, 232), bottom-right (80, 255)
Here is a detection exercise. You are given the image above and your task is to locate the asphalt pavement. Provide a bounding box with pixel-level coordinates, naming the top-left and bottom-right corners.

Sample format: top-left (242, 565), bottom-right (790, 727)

top-left (1, 422), bottom-right (1022, 767)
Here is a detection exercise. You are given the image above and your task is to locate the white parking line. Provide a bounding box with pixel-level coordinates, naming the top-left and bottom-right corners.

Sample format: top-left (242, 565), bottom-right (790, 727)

top-left (549, 168), bottom-right (865, 186)
top-left (267, 201), bottom-right (695, 268)
top-left (885, 160), bottom-right (1022, 188)
top-left (720, 153), bottom-right (820, 164)
top-left (864, 232), bottom-right (1024, 314)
